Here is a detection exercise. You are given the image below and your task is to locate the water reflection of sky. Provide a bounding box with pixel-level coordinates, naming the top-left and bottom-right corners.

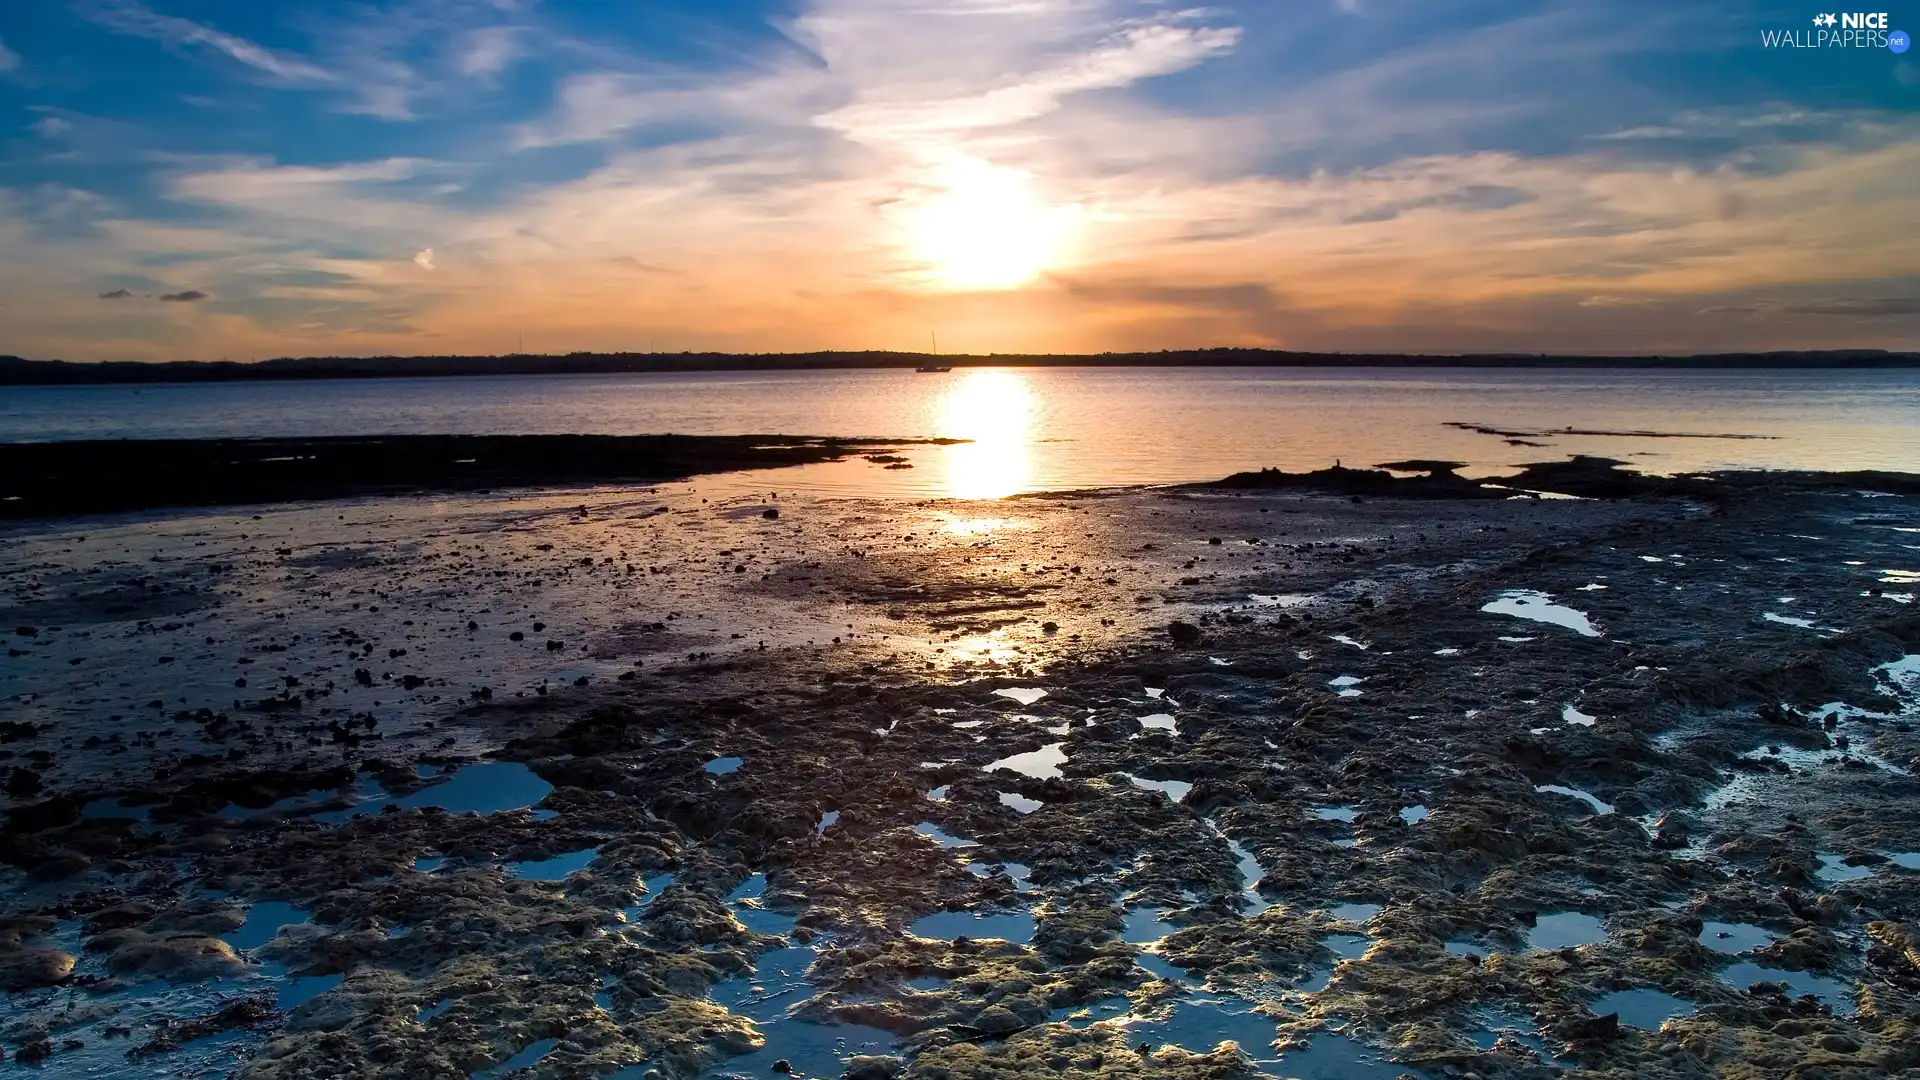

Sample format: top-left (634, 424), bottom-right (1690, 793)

top-left (937, 369), bottom-right (1034, 500)
top-left (20, 367), bottom-right (1915, 502)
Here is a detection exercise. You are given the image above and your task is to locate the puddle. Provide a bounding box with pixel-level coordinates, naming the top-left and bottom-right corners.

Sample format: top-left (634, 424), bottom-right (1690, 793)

top-left (1135, 952), bottom-right (1191, 982)
top-left (695, 1014), bottom-right (894, 1076)
top-left (1323, 933), bottom-right (1370, 960)
top-left (1470, 1008), bottom-right (1546, 1052)
top-left (1053, 995), bottom-right (1135, 1025)
top-left (1815, 853), bottom-right (1873, 882)
top-left (1272, 1032), bottom-right (1410, 1079)
top-left (914, 822), bottom-right (979, 848)
top-left (388, 761), bottom-right (553, 816)
top-left (998, 791), bottom-right (1043, 814)
top-left (1722, 961), bottom-right (1854, 1010)
top-left (621, 871), bottom-right (677, 923)
top-left (477, 1037), bottom-right (558, 1079)
top-left (1535, 784), bottom-right (1614, 815)
top-left (1482, 590), bottom-right (1601, 637)
top-left (1296, 965), bottom-right (1334, 993)
top-left (993, 687), bottom-right (1048, 705)
top-left (1699, 921), bottom-right (1773, 954)
top-left (1250, 594), bottom-right (1312, 608)
top-left (418, 998), bottom-right (454, 1023)
top-left (1890, 853), bottom-right (1920, 869)
top-left (1137, 712), bottom-right (1178, 735)
top-left (926, 784), bottom-right (950, 801)
top-left (1128, 775), bottom-right (1192, 802)
top-left (279, 972), bottom-right (343, 1010)
top-left (728, 875), bottom-right (798, 936)
top-left (704, 755), bottom-right (743, 775)
top-left (1222, 834), bottom-right (1273, 914)
top-left (1130, 993), bottom-right (1280, 1064)
top-left (412, 855), bottom-right (445, 873)
top-left (1434, 647), bottom-right (1462, 656)
top-left (1562, 704), bottom-right (1597, 726)
top-left (82, 797), bottom-right (151, 821)
top-left (1314, 805), bottom-right (1358, 823)
top-left (1762, 612), bottom-right (1824, 630)
top-left (908, 909), bottom-right (1036, 943)
top-left (728, 873), bottom-right (770, 902)
top-left (508, 846), bottom-right (599, 881)
top-left (1328, 675), bottom-right (1364, 697)
top-left (226, 900), bottom-right (311, 951)
top-left (816, 810), bottom-right (839, 835)
top-left (1527, 911), bottom-right (1606, 950)
top-left (1331, 634), bottom-right (1370, 650)
top-left (1327, 903), bottom-right (1380, 923)
top-left (1121, 908), bottom-right (1180, 944)
top-left (983, 742), bottom-right (1067, 780)
top-left (1592, 988), bottom-right (1693, 1029)
top-left (1145, 687), bottom-right (1165, 698)
top-left (715, 943), bottom-right (819, 1022)
top-left (1445, 940), bottom-right (1489, 958)
top-left (1398, 805), bottom-right (1428, 824)
top-left (965, 861), bottom-right (1033, 889)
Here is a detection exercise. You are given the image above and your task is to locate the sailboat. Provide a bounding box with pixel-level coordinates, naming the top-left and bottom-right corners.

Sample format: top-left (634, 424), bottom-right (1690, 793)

top-left (917, 330), bottom-right (951, 372)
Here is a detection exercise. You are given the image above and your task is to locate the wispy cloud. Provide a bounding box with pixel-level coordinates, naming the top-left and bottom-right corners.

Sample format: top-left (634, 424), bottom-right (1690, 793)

top-left (158, 289), bottom-right (208, 302)
top-left (76, 0), bottom-right (334, 84)
top-left (0, 34), bottom-right (19, 72)
top-left (5, 0), bottom-right (1919, 360)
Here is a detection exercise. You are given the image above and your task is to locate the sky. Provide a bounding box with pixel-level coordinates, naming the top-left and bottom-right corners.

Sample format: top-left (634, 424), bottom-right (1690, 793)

top-left (0, 0), bottom-right (1917, 361)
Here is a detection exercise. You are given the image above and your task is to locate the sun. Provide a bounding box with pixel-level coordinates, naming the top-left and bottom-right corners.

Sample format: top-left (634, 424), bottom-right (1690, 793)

top-left (900, 157), bottom-right (1076, 290)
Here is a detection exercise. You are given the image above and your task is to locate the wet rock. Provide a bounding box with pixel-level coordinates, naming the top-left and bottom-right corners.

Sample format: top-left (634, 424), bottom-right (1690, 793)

top-left (6, 767), bottom-right (45, 797)
top-left (0, 949), bottom-right (75, 990)
top-left (93, 931), bottom-right (245, 981)
top-left (842, 1055), bottom-right (904, 1080)
top-left (1167, 621), bottom-right (1203, 646)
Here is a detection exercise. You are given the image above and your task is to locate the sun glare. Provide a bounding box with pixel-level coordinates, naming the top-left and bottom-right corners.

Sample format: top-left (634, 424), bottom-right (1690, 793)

top-left (902, 157), bottom-right (1075, 290)
top-left (938, 369), bottom-right (1034, 499)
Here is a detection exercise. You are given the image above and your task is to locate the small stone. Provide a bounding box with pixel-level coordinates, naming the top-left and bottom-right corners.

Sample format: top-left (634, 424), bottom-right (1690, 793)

top-left (770, 1059), bottom-right (792, 1074)
top-left (762, 508), bottom-right (779, 519)
top-left (1167, 621), bottom-right (1202, 645)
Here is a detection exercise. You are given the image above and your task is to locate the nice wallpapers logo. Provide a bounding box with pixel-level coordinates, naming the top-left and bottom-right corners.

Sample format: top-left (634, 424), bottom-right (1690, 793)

top-left (1762, 11), bottom-right (1909, 49)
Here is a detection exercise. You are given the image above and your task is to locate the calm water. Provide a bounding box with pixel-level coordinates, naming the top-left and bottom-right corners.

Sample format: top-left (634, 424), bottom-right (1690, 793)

top-left (3, 367), bottom-right (1916, 498)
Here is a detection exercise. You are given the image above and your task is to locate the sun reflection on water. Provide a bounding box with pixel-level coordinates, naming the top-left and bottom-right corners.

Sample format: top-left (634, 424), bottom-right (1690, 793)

top-left (938, 370), bottom-right (1034, 499)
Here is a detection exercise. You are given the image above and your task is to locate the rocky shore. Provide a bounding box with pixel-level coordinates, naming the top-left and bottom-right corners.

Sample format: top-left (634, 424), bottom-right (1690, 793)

top-left (0, 435), bottom-right (952, 519)
top-left (2, 457), bottom-right (1917, 1079)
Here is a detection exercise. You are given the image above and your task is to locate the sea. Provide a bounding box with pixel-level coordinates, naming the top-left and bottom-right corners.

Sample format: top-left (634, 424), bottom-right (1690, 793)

top-left (2, 366), bottom-right (1916, 499)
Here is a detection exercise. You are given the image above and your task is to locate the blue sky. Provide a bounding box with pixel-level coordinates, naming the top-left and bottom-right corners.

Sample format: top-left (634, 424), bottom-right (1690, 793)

top-left (1, 0), bottom-right (1916, 359)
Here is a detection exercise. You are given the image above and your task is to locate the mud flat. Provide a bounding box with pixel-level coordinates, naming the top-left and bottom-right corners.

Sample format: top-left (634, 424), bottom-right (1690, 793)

top-left (0, 435), bottom-right (951, 519)
top-left (2, 456), bottom-right (1919, 1079)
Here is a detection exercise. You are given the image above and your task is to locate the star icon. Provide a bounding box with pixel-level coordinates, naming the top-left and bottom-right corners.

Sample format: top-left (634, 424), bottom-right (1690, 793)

top-left (1823, 13), bottom-right (1838, 26)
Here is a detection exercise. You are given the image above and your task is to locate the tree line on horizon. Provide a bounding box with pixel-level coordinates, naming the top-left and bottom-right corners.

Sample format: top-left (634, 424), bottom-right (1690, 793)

top-left (1, 347), bottom-right (1916, 385)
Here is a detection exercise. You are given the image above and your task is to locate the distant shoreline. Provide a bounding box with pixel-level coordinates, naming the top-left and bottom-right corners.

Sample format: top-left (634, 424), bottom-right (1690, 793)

top-left (3, 348), bottom-right (1918, 386)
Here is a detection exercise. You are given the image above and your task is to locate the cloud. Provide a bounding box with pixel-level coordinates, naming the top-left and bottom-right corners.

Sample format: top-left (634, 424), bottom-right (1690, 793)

top-left (1698, 296), bottom-right (1920, 317)
top-left (158, 290), bottom-right (209, 302)
top-left (76, 0), bottom-right (332, 84)
top-left (413, 249), bottom-right (436, 269)
top-left (30, 116), bottom-right (75, 138)
top-left (1781, 297), bottom-right (1920, 317)
top-left (1578, 295), bottom-right (1658, 308)
top-left (98, 288), bottom-right (137, 299)
top-left (458, 26), bottom-right (521, 77)
top-left (0, 35), bottom-right (19, 72)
